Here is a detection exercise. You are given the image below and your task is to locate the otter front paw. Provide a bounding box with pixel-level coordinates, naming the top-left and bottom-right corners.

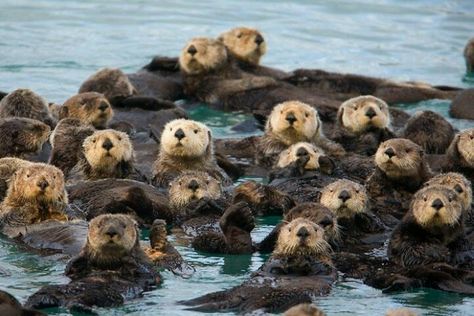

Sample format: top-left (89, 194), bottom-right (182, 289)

top-left (220, 202), bottom-right (255, 233)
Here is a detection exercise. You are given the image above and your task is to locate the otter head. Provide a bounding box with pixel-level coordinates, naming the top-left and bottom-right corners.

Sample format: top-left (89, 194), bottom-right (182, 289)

top-left (267, 101), bottom-right (322, 146)
top-left (3, 118), bottom-right (51, 156)
top-left (464, 38), bottom-right (474, 73)
top-left (275, 218), bottom-right (329, 257)
top-left (320, 179), bottom-right (368, 219)
top-left (411, 186), bottom-right (463, 228)
top-left (424, 172), bottom-right (472, 213)
top-left (277, 142), bottom-right (335, 174)
top-left (338, 95), bottom-right (390, 134)
top-left (0, 290), bottom-right (45, 316)
top-left (450, 128), bottom-right (474, 167)
top-left (284, 304), bottom-right (326, 316)
top-left (375, 138), bottom-right (425, 179)
top-left (284, 203), bottom-right (339, 244)
top-left (82, 129), bottom-right (133, 170)
top-left (61, 92), bottom-right (113, 129)
top-left (168, 171), bottom-right (222, 209)
top-left (160, 119), bottom-right (212, 158)
top-left (87, 214), bottom-right (139, 263)
top-left (78, 68), bottom-right (137, 101)
top-left (385, 308), bottom-right (418, 316)
top-left (218, 27), bottom-right (266, 65)
top-left (179, 37), bottom-right (228, 75)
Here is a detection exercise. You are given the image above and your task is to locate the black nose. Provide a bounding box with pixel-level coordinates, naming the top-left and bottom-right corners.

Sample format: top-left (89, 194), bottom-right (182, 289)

top-left (338, 190), bottom-right (351, 202)
top-left (431, 198), bottom-right (444, 211)
top-left (296, 147), bottom-right (309, 157)
top-left (187, 45), bottom-right (197, 56)
top-left (365, 107), bottom-right (377, 119)
top-left (188, 179), bottom-right (199, 192)
top-left (38, 180), bottom-right (49, 190)
top-left (255, 34), bottom-right (264, 45)
top-left (296, 226), bottom-right (310, 239)
top-left (454, 184), bottom-right (464, 194)
top-left (174, 128), bottom-right (185, 140)
top-left (285, 113), bottom-right (297, 125)
top-left (105, 227), bottom-right (118, 238)
top-left (98, 101), bottom-right (109, 112)
top-left (102, 138), bottom-right (113, 151)
top-left (384, 147), bottom-right (395, 158)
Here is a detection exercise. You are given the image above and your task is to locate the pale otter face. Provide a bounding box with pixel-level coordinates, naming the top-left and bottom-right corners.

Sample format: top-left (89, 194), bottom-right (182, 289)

top-left (161, 119), bottom-right (211, 158)
top-left (425, 173), bottom-right (472, 212)
top-left (277, 142), bottom-right (327, 170)
top-left (10, 164), bottom-right (66, 204)
top-left (169, 171), bottom-right (222, 208)
top-left (385, 308), bottom-right (418, 316)
top-left (284, 303), bottom-right (325, 316)
top-left (179, 37), bottom-right (228, 75)
top-left (218, 27), bottom-right (266, 65)
top-left (275, 218), bottom-right (329, 256)
top-left (339, 95), bottom-right (390, 134)
top-left (320, 179), bottom-right (368, 219)
top-left (412, 186), bottom-right (463, 228)
top-left (457, 128), bottom-right (474, 167)
top-left (464, 38), bottom-right (474, 73)
top-left (88, 214), bottom-right (138, 254)
top-left (62, 92), bottom-right (113, 129)
top-left (83, 129), bottom-right (133, 169)
top-left (267, 101), bottom-right (321, 145)
top-left (375, 138), bottom-right (424, 179)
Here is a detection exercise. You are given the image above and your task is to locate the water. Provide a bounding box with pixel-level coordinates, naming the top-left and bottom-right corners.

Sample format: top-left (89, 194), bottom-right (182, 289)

top-left (1, 0), bottom-right (474, 315)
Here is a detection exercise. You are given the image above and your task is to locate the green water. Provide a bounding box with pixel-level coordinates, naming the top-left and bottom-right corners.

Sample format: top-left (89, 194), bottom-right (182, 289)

top-left (1, 0), bottom-right (474, 315)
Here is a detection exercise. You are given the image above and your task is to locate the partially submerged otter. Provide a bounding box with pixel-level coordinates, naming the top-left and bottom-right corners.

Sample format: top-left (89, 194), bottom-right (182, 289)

top-left (0, 117), bottom-right (50, 159)
top-left (152, 119), bottom-right (231, 187)
top-left (25, 214), bottom-right (161, 311)
top-left (181, 218), bottom-right (336, 313)
top-left (465, 38), bottom-right (474, 74)
top-left (0, 290), bottom-right (45, 316)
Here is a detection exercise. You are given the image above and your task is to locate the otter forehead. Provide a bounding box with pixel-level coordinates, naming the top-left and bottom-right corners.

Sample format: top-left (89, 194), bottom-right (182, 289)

top-left (17, 163), bottom-right (63, 178)
top-left (90, 213), bottom-right (137, 228)
top-left (322, 179), bottom-right (366, 194)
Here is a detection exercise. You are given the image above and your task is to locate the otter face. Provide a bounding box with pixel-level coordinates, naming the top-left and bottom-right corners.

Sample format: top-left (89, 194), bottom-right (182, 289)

top-left (179, 37), bottom-right (228, 75)
top-left (464, 38), bottom-right (474, 73)
top-left (161, 119), bottom-right (211, 158)
top-left (0, 88), bottom-right (51, 121)
top-left (79, 68), bottom-right (136, 100)
top-left (10, 164), bottom-right (66, 204)
top-left (275, 218), bottom-right (329, 256)
top-left (425, 173), bottom-right (472, 212)
top-left (218, 27), bottom-right (266, 65)
top-left (267, 101), bottom-right (321, 145)
top-left (87, 214), bottom-right (138, 255)
top-left (62, 92), bottom-right (113, 129)
top-left (411, 186), bottom-right (463, 228)
top-left (457, 128), bottom-right (474, 167)
top-left (338, 95), bottom-right (390, 134)
top-left (83, 129), bottom-right (133, 169)
top-left (277, 142), bottom-right (329, 170)
top-left (320, 179), bottom-right (368, 219)
top-left (169, 171), bottom-right (222, 208)
top-left (284, 303), bottom-right (326, 316)
top-left (375, 138), bottom-right (424, 179)
top-left (6, 118), bottom-right (51, 155)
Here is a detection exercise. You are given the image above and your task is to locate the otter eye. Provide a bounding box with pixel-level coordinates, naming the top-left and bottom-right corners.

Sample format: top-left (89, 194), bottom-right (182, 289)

top-left (92, 139), bottom-right (96, 143)
top-left (423, 196), bottom-right (427, 202)
top-left (169, 128), bottom-right (172, 131)
top-left (288, 228), bottom-right (291, 232)
top-left (26, 174), bottom-right (30, 178)
top-left (237, 33), bottom-right (243, 38)
top-left (178, 181), bottom-right (182, 186)
top-left (118, 137), bottom-right (122, 141)
top-left (280, 111), bottom-right (283, 114)
top-left (206, 180), bottom-right (209, 185)
top-left (319, 219), bottom-right (332, 227)
top-left (194, 129), bottom-right (198, 134)
top-left (405, 149), bottom-right (411, 153)
top-left (454, 184), bottom-right (464, 194)
top-left (305, 112), bottom-right (309, 118)
top-left (355, 189), bottom-right (360, 193)
top-left (122, 223), bottom-right (126, 229)
top-left (470, 135), bottom-right (473, 140)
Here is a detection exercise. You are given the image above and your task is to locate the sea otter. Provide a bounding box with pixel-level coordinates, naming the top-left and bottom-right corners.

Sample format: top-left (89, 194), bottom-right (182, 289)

top-left (0, 117), bottom-right (50, 159)
top-left (152, 119), bottom-right (231, 187)
top-left (25, 214), bottom-right (161, 311)
top-left (181, 218), bottom-right (336, 313)
top-left (465, 38), bottom-right (474, 74)
top-left (0, 88), bottom-right (55, 127)
top-left (0, 157), bottom-right (33, 200)
top-left (0, 290), bottom-right (46, 316)
top-left (284, 303), bottom-right (326, 316)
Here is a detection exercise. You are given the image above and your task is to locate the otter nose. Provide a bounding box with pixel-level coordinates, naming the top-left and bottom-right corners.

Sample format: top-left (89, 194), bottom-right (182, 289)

top-left (105, 227), bottom-right (118, 238)
top-left (102, 138), bottom-right (114, 151)
top-left (37, 180), bottom-right (49, 191)
top-left (296, 226), bottom-right (310, 239)
top-left (285, 113), bottom-right (297, 125)
top-left (174, 128), bottom-right (185, 140)
top-left (188, 179), bottom-right (199, 192)
top-left (365, 107), bottom-right (377, 119)
top-left (255, 34), bottom-right (264, 45)
top-left (338, 190), bottom-right (351, 202)
top-left (296, 147), bottom-right (309, 157)
top-left (98, 101), bottom-right (109, 112)
top-left (187, 45), bottom-right (197, 56)
top-left (454, 184), bottom-right (464, 193)
top-left (384, 147), bottom-right (395, 158)
top-left (431, 199), bottom-right (444, 211)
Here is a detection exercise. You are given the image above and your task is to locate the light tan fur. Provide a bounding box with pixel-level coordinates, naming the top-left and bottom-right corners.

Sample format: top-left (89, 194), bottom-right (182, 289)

top-left (338, 95), bottom-right (390, 134)
top-left (60, 92), bottom-right (113, 129)
top-left (385, 308), bottom-right (418, 316)
top-left (168, 171), bottom-right (222, 209)
top-left (284, 304), bottom-right (326, 316)
top-left (320, 179), bottom-right (368, 219)
top-left (78, 68), bottom-right (137, 101)
top-left (411, 186), bottom-right (462, 228)
top-left (424, 173), bottom-right (472, 213)
top-left (456, 128), bottom-right (474, 167)
top-left (218, 27), bottom-right (267, 65)
top-left (277, 142), bottom-right (326, 170)
top-left (179, 38), bottom-right (228, 75)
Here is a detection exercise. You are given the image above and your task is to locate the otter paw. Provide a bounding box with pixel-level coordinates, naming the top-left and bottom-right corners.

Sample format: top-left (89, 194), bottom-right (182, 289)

top-left (220, 202), bottom-right (255, 233)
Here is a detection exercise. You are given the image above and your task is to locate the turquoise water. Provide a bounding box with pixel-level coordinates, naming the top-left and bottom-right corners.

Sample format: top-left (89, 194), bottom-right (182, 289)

top-left (1, 1), bottom-right (474, 315)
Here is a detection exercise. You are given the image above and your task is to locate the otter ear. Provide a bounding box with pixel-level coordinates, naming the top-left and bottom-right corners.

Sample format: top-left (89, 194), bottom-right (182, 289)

top-left (318, 156), bottom-right (335, 175)
top-left (58, 105), bottom-right (69, 119)
top-left (446, 133), bottom-right (461, 157)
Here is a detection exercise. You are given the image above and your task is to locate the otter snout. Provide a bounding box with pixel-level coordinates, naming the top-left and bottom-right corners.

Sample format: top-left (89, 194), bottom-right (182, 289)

top-left (296, 147), bottom-right (309, 157)
top-left (105, 227), bottom-right (119, 238)
top-left (431, 199), bottom-right (444, 211)
top-left (365, 107), bottom-right (377, 119)
top-left (285, 112), bottom-right (297, 125)
top-left (174, 128), bottom-right (186, 141)
top-left (255, 34), bottom-right (264, 45)
top-left (385, 147), bottom-right (395, 158)
top-left (338, 190), bottom-right (351, 203)
top-left (102, 138), bottom-right (114, 151)
top-left (187, 45), bottom-right (197, 56)
top-left (187, 179), bottom-right (199, 192)
top-left (297, 226), bottom-right (310, 239)
top-left (98, 101), bottom-right (109, 112)
top-left (37, 179), bottom-right (49, 191)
